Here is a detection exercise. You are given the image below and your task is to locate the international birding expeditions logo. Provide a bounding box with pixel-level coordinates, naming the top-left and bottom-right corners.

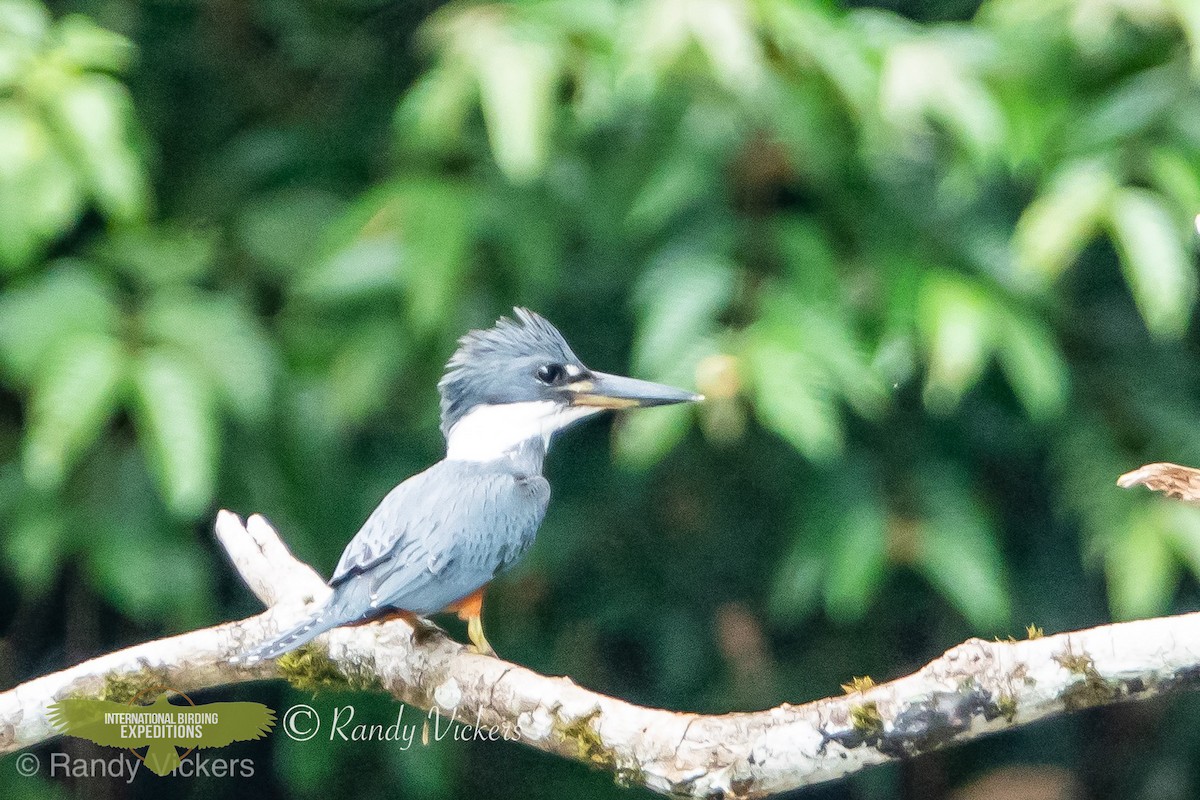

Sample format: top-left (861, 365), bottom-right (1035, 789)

top-left (47, 686), bottom-right (275, 776)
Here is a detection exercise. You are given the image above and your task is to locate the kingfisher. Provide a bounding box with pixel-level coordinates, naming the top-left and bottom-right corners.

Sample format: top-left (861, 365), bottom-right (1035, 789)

top-left (238, 308), bottom-right (701, 662)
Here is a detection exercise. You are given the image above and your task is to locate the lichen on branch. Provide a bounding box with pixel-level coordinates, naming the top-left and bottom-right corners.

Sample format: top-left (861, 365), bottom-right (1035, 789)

top-left (3, 491), bottom-right (1200, 797)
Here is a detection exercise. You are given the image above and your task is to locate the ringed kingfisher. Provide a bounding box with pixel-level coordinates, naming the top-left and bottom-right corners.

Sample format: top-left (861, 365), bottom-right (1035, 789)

top-left (238, 308), bottom-right (701, 662)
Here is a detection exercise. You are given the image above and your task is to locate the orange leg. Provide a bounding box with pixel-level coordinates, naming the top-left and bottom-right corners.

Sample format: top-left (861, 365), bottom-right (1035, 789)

top-left (445, 587), bottom-right (494, 656)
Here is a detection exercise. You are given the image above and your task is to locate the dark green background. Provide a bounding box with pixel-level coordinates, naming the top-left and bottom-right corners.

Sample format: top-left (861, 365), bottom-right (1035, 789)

top-left (3, 0), bottom-right (1200, 797)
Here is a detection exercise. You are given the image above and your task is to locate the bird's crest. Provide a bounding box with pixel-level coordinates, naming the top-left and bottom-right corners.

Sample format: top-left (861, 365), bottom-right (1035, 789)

top-left (438, 308), bottom-right (583, 435)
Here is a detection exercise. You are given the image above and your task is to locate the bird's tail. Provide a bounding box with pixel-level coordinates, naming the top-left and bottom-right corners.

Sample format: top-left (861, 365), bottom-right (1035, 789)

top-left (144, 742), bottom-right (183, 776)
top-left (235, 601), bottom-right (353, 665)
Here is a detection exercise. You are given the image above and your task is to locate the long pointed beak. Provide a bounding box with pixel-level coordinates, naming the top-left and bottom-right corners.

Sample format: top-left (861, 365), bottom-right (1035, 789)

top-left (567, 371), bottom-right (703, 409)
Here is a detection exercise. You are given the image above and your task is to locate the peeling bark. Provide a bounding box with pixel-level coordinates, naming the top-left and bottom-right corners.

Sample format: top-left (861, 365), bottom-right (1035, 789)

top-left (3, 504), bottom-right (1200, 797)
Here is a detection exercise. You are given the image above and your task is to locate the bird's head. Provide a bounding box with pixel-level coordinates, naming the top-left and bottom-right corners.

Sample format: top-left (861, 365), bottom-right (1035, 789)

top-left (438, 308), bottom-right (701, 461)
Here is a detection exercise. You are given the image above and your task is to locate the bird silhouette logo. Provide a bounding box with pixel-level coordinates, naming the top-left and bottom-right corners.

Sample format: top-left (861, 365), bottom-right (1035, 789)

top-left (47, 686), bottom-right (275, 776)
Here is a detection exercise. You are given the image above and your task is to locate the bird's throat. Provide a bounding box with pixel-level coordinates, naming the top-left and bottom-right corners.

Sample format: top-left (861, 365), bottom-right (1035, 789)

top-left (444, 401), bottom-right (601, 463)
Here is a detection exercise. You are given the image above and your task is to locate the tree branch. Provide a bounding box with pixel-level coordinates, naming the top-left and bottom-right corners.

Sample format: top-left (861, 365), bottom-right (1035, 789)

top-left (4, 504), bottom-right (1200, 797)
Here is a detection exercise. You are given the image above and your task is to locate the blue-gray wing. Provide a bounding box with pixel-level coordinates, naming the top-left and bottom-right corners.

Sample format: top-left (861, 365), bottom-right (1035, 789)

top-left (329, 461), bottom-right (550, 615)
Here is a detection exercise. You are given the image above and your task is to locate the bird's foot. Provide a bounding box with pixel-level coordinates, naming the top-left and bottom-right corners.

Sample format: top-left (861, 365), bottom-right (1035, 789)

top-left (466, 615), bottom-right (496, 657)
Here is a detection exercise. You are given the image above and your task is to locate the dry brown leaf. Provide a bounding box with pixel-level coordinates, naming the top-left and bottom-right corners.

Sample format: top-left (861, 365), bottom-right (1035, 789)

top-left (1117, 462), bottom-right (1200, 501)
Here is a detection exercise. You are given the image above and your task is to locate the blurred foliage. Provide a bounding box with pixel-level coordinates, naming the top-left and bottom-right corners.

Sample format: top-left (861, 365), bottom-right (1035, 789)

top-left (4, 0), bottom-right (1200, 798)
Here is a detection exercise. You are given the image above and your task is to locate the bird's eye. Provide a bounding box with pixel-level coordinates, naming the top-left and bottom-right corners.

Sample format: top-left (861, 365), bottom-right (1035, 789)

top-left (536, 364), bottom-right (567, 385)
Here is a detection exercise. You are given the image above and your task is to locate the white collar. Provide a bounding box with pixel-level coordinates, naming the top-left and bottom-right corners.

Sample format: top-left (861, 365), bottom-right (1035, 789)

top-left (445, 401), bottom-right (601, 462)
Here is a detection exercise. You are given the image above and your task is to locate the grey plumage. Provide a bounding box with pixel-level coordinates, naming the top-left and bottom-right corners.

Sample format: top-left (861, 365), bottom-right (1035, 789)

top-left (237, 451), bottom-right (549, 662)
top-left (235, 308), bottom-right (698, 664)
top-left (331, 450), bottom-right (550, 613)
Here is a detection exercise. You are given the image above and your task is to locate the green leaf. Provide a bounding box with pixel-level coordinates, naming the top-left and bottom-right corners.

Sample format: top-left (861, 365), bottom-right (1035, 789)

top-left (613, 402), bottom-right (692, 470)
top-left (0, 0), bottom-right (49, 59)
top-left (823, 492), bottom-right (888, 624)
top-left (626, 151), bottom-right (715, 235)
top-left (761, 0), bottom-right (874, 118)
top-left (0, 102), bottom-right (83, 268)
top-left (1172, 0), bottom-right (1200, 75)
top-left (1147, 148), bottom-right (1200, 215)
top-left (1053, 419), bottom-right (1138, 536)
top-left (305, 180), bottom-right (472, 331)
top-left (1108, 187), bottom-right (1197, 338)
top-left (1160, 502), bottom-right (1200, 584)
top-left (323, 323), bottom-right (407, 428)
top-left (751, 284), bottom-right (886, 425)
top-left (45, 73), bottom-right (148, 223)
top-left (776, 217), bottom-right (841, 302)
top-left (237, 189), bottom-right (346, 275)
top-left (389, 181), bottom-right (472, 333)
top-left (1014, 160), bottom-right (1116, 281)
top-left (769, 537), bottom-right (825, 622)
top-left (87, 526), bottom-right (212, 625)
top-left (3, 506), bottom-right (67, 593)
top-left (129, 347), bottom-right (218, 518)
top-left (917, 273), bottom-right (997, 413)
top-left (95, 226), bottom-right (216, 286)
top-left (624, 0), bottom-right (766, 94)
top-left (784, 303), bottom-right (887, 419)
top-left (395, 62), bottom-right (477, 154)
top-left (745, 337), bottom-right (843, 462)
top-left (475, 28), bottom-right (557, 181)
top-left (52, 14), bottom-right (133, 72)
top-left (620, 251), bottom-right (723, 468)
top-left (685, 0), bottom-right (765, 91)
top-left (298, 236), bottom-right (405, 301)
top-left (632, 254), bottom-right (733, 378)
top-left (879, 35), bottom-right (1005, 161)
top-left (0, 265), bottom-right (119, 384)
top-left (22, 333), bottom-right (126, 489)
top-left (1075, 64), bottom-right (1182, 151)
top-left (916, 470), bottom-right (1010, 629)
top-left (141, 291), bottom-right (278, 424)
top-left (995, 309), bottom-right (1069, 421)
top-left (1106, 509), bottom-right (1178, 620)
